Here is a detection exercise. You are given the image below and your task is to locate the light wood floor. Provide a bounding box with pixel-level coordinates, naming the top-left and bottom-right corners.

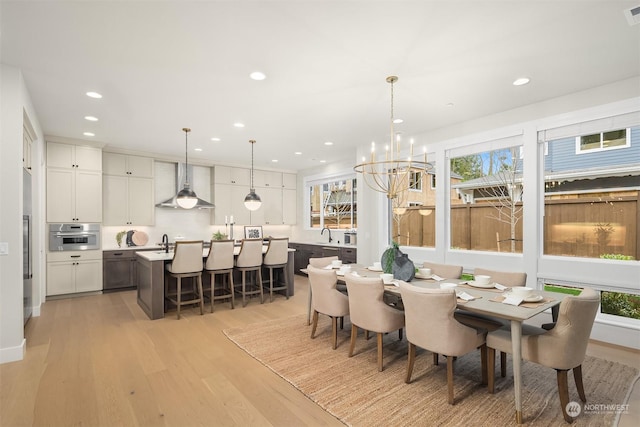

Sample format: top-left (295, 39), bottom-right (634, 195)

top-left (1, 276), bottom-right (638, 427)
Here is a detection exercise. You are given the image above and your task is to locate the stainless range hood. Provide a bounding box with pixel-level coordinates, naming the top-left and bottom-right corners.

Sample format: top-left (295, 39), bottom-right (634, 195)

top-left (156, 163), bottom-right (214, 209)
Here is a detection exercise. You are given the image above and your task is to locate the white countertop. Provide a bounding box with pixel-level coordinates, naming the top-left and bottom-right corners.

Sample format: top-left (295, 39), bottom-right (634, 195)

top-left (290, 241), bottom-right (356, 248)
top-left (136, 246), bottom-right (295, 262)
top-left (103, 245), bottom-right (162, 251)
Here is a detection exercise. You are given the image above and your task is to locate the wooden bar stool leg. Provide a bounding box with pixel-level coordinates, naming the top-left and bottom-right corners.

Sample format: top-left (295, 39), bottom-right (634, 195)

top-left (176, 277), bottom-right (182, 320)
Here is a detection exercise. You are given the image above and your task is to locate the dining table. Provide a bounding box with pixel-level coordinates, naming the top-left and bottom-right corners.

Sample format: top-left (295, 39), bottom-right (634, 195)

top-left (308, 263), bottom-right (567, 425)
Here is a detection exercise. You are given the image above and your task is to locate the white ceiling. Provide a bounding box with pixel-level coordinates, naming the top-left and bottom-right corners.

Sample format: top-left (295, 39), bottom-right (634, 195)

top-left (2, 1), bottom-right (639, 171)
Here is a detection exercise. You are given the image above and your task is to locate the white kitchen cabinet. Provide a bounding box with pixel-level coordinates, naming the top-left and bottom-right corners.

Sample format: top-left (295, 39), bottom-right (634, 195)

top-left (282, 188), bottom-right (297, 225)
top-left (46, 141), bottom-right (102, 223)
top-left (103, 153), bottom-right (154, 177)
top-left (103, 175), bottom-right (154, 225)
top-left (47, 251), bottom-right (103, 296)
top-left (47, 168), bottom-right (102, 223)
top-left (47, 142), bottom-right (102, 171)
top-left (254, 170), bottom-right (282, 188)
top-left (282, 173), bottom-right (296, 189)
top-left (250, 187), bottom-right (282, 225)
top-left (212, 183), bottom-right (251, 225)
top-left (214, 165), bottom-right (251, 186)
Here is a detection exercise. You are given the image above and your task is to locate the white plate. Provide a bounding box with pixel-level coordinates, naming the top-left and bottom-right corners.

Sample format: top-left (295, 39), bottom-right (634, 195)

top-left (415, 273), bottom-right (433, 280)
top-left (524, 295), bottom-right (544, 303)
top-left (467, 280), bottom-right (496, 289)
top-left (336, 271), bottom-right (345, 276)
top-left (384, 280), bottom-right (399, 287)
top-left (367, 266), bottom-right (383, 272)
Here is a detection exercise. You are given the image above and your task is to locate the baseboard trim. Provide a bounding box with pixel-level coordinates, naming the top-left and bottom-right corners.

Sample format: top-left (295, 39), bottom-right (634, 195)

top-left (0, 339), bottom-right (25, 364)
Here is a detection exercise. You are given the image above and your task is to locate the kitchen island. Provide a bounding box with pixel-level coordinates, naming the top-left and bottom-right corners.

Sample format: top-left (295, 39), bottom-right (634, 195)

top-left (136, 247), bottom-right (295, 320)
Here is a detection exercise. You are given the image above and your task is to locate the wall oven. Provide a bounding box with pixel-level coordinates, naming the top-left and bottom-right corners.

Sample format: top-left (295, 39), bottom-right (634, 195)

top-left (49, 223), bottom-right (101, 251)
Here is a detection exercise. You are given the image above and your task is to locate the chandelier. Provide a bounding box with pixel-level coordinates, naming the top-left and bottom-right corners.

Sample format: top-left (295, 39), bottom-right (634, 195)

top-left (354, 76), bottom-right (432, 201)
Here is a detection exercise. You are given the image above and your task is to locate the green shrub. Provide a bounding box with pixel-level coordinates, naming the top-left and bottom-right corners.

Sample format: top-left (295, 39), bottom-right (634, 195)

top-left (601, 291), bottom-right (640, 319)
top-left (600, 253), bottom-right (635, 261)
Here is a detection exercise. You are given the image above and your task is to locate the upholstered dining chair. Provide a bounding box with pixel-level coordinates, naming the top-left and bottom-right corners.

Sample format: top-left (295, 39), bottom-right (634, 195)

top-left (204, 239), bottom-right (235, 312)
top-left (306, 256), bottom-right (340, 325)
top-left (235, 238), bottom-right (264, 307)
top-left (486, 288), bottom-right (600, 423)
top-left (165, 240), bottom-right (204, 319)
top-left (307, 265), bottom-right (349, 349)
top-left (399, 282), bottom-right (488, 404)
top-left (455, 267), bottom-right (528, 377)
top-left (262, 237), bottom-right (290, 302)
top-left (422, 261), bottom-right (463, 279)
top-left (344, 273), bottom-right (405, 372)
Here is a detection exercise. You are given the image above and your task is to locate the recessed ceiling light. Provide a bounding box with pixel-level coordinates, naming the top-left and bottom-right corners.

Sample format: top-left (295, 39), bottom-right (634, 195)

top-left (211, 137), bottom-right (221, 142)
top-left (234, 122), bottom-right (245, 128)
top-left (194, 148), bottom-right (203, 152)
top-left (324, 141), bottom-right (333, 146)
top-left (250, 71), bottom-right (266, 81)
top-left (446, 102), bottom-right (455, 107)
top-left (513, 77), bottom-right (530, 86)
top-left (83, 132), bottom-right (95, 137)
top-left (86, 91), bottom-right (102, 99)
top-left (84, 115), bottom-right (98, 121)
top-left (294, 151), bottom-right (302, 155)
top-left (319, 160), bottom-right (326, 163)
top-left (271, 159), bottom-right (278, 163)
top-left (393, 118), bottom-right (404, 124)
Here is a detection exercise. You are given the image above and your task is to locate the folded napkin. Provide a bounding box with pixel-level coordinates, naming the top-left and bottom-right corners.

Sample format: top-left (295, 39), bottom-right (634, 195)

top-left (457, 291), bottom-right (477, 301)
top-left (351, 271), bottom-right (360, 277)
top-left (431, 274), bottom-right (445, 281)
top-left (502, 295), bottom-right (524, 306)
top-left (494, 283), bottom-right (508, 291)
top-left (323, 265), bottom-right (333, 270)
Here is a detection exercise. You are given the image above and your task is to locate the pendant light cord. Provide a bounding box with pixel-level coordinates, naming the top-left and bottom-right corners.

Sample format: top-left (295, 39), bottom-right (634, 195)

top-left (183, 128), bottom-right (190, 185)
top-left (250, 140), bottom-right (256, 189)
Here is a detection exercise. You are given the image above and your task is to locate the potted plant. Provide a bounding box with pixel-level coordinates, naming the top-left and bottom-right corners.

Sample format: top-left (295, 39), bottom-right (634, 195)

top-left (212, 230), bottom-right (227, 240)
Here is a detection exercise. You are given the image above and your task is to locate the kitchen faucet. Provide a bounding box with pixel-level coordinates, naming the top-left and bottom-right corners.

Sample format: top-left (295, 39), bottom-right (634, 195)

top-left (161, 234), bottom-right (169, 253)
top-left (321, 227), bottom-right (332, 243)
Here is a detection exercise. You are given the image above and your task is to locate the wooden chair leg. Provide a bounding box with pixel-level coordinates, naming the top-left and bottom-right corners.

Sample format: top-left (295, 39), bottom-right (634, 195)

top-left (210, 273), bottom-right (216, 313)
top-left (176, 277), bottom-right (182, 320)
top-left (406, 343), bottom-right (416, 383)
top-left (258, 268), bottom-right (264, 304)
top-left (365, 330), bottom-right (370, 340)
top-left (331, 316), bottom-right (338, 350)
top-left (433, 352), bottom-right (439, 365)
top-left (340, 316), bottom-right (344, 330)
top-left (500, 351), bottom-right (507, 377)
top-left (447, 355), bottom-right (455, 405)
top-left (557, 369), bottom-right (574, 423)
top-left (310, 310), bottom-right (319, 339)
top-left (573, 365), bottom-right (586, 402)
top-left (348, 324), bottom-right (357, 357)
top-left (377, 333), bottom-right (384, 372)
top-left (229, 272), bottom-right (235, 309)
top-left (487, 347), bottom-right (496, 393)
top-left (197, 275), bottom-right (204, 315)
top-left (398, 328), bottom-right (403, 341)
top-left (242, 271), bottom-right (247, 307)
top-left (269, 268), bottom-right (274, 302)
top-left (480, 344), bottom-right (488, 385)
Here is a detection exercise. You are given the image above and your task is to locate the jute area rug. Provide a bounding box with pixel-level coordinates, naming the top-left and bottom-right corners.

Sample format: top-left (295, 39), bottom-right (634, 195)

top-left (224, 315), bottom-right (637, 426)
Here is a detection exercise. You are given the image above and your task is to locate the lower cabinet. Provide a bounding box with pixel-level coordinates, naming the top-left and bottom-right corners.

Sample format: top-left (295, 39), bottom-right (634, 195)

top-left (103, 249), bottom-right (156, 291)
top-left (290, 243), bottom-right (357, 275)
top-left (47, 251), bottom-right (103, 296)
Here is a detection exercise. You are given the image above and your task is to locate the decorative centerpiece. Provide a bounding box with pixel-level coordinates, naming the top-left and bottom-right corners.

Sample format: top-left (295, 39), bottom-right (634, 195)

top-left (380, 240), bottom-right (415, 281)
top-left (212, 230), bottom-right (227, 240)
top-left (115, 230), bottom-right (127, 248)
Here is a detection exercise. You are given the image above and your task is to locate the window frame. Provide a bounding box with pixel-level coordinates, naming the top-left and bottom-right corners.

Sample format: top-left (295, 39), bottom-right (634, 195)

top-left (575, 128), bottom-right (630, 154)
top-left (304, 171), bottom-right (357, 230)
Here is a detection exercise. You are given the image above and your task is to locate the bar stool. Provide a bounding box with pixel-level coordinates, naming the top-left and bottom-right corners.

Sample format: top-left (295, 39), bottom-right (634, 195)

top-left (204, 239), bottom-right (235, 312)
top-left (165, 240), bottom-right (204, 319)
top-left (235, 238), bottom-right (263, 307)
top-left (262, 237), bottom-right (289, 302)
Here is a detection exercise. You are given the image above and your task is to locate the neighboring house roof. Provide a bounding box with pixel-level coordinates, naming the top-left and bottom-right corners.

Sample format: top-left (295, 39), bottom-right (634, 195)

top-left (451, 163), bottom-right (640, 190)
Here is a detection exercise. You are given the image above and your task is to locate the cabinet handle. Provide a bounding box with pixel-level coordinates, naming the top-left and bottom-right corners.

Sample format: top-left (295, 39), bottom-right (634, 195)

top-left (70, 255), bottom-right (81, 258)
top-left (113, 253), bottom-right (124, 256)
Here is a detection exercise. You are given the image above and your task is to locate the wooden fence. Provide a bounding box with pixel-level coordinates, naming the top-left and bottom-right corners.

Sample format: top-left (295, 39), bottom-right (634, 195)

top-left (393, 193), bottom-right (638, 259)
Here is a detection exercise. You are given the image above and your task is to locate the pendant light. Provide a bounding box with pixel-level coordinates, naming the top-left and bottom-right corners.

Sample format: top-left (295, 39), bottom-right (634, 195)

top-left (176, 127), bottom-right (198, 209)
top-left (244, 139), bottom-right (262, 211)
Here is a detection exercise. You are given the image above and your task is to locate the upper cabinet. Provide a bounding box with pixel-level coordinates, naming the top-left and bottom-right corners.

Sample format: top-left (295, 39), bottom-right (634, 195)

top-left (103, 153), bottom-right (154, 177)
top-left (46, 142), bottom-right (102, 223)
top-left (47, 142), bottom-right (102, 171)
top-left (282, 173), bottom-right (296, 189)
top-left (253, 170), bottom-right (282, 188)
top-left (102, 153), bottom-right (155, 226)
top-left (214, 165), bottom-right (251, 186)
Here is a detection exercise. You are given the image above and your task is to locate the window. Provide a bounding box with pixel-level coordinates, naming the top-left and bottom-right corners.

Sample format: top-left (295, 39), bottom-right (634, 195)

top-left (543, 126), bottom-right (638, 260)
top-left (576, 128), bottom-right (629, 153)
top-left (409, 171), bottom-right (422, 191)
top-left (545, 284), bottom-right (640, 322)
top-left (430, 174), bottom-right (436, 189)
top-left (450, 146), bottom-right (524, 253)
top-left (307, 176), bottom-right (357, 229)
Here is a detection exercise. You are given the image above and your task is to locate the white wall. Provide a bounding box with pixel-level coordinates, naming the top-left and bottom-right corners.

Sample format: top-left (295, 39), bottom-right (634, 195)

top-left (0, 64), bottom-right (44, 363)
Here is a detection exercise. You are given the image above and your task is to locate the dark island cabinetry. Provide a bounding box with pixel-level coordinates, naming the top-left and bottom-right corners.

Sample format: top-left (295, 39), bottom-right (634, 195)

top-left (289, 243), bottom-right (357, 274)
